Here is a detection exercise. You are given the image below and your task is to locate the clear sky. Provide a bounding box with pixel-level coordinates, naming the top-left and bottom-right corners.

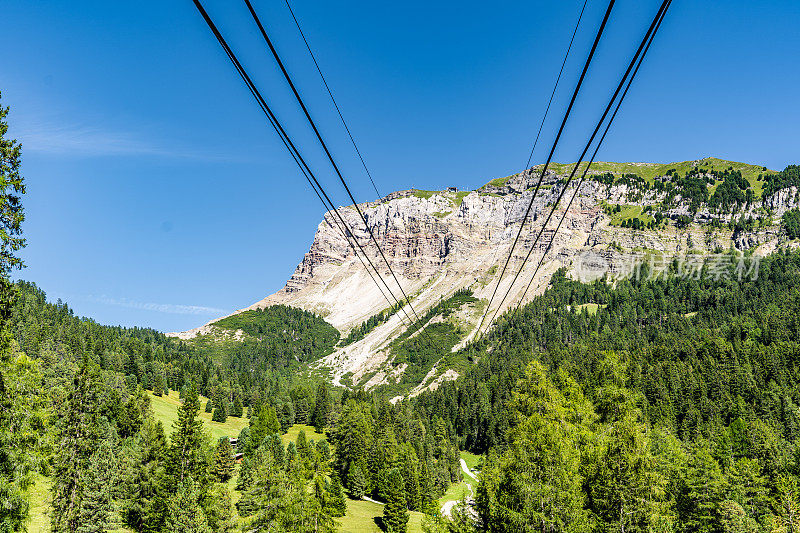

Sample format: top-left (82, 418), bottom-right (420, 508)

top-left (1, 0), bottom-right (798, 332)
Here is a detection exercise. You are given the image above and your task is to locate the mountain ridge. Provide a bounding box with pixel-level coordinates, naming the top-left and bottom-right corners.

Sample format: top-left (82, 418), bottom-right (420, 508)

top-left (171, 157), bottom-right (799, 396)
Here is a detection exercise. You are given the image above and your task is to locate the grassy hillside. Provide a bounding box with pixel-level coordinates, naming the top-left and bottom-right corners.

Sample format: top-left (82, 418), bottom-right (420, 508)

top-left (482, 157), bottom-right (774, 196)
top-left (149, 390), bottom-right (249, 441)
top-left (338, 498), bottom-right (425, 533)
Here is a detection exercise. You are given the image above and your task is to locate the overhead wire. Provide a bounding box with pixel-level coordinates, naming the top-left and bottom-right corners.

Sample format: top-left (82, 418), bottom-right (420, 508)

top-left (524, 0), bottom-right (589, 171)
top-left (486, 0), bottom-right (672, 329)
top-left (191, 0), bottom-right (414, 328)
top-left (242, 0), bottom-right (450, 349)
top-left (284, 0), bottom-right (383, 201)
top-left (475, 0), bottom-right (617, 336)
top-left (513, 0), bottom-right (671, 312)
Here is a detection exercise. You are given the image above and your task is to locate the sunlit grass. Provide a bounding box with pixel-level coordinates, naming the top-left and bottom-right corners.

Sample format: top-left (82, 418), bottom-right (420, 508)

top-left (338, 498), bottom-right (424, 533)
top-left (148, 390), bottom-right (249, 442)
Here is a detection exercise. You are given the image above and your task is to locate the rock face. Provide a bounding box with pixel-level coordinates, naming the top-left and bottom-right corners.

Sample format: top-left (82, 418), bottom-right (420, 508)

top-left (173, 159), bottom-right (798, 392)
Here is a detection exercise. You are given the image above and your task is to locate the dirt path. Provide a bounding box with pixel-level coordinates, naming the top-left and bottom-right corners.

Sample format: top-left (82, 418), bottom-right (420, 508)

top-left (441, 459), bottom-right (478, 517)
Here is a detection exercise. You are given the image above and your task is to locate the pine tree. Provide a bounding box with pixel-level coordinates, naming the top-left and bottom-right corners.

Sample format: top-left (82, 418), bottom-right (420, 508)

top-left (328, 473), bottom-right (348, 517)
top-left (348, 463), bottom-right (366, 500)
top-left (383, 468), bottom-right (409, 533)
top-left (205, 399), bottom-right (213, 413)
top-left (166, 385), bottom-right (209, 487)
top-left (230, 396), bottom-right (244, 418)
top-left (212, 402), bottom-right (227, 423)
top-left (165, 478), bottom-right (211, 533)
top-left (75, 439), bottom-right (118, 532)
top-left (0, 94), bottom-right (31, 531)
top-left (214, 437), bottom-right (235, 482)
top-left (311, 383), bottom-right (333, 432)
top-left (51, 360), bottom-right (109, 533)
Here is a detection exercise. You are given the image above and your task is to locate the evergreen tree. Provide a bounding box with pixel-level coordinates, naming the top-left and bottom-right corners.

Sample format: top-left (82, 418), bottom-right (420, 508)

top-left (152, 372), bottom-right (166, 397)
top-left (297, 429), bottom-right (310, 460)
top-left (281, 401), bottom-right (296, 432)
top-left (204, 400), bottom-right (213, 413)
top-left (204, 484), bottom-right (237, 533)
top-left (212, 402), bottom-right (227, 423)
top-left (165, 478), bottom-right (211, 533)
top-left (479, 362), bottom-right (592, 531)
top-left (230, 396), bottom-right (244, 418)
top-left (400, 446), bottom-right (421, 512)
top-left (328, 473), bottom-right (348, 517)
top-left (75, 439), bottom-right (119, 532)
top-left (348, 464), bottom-right (366, 500)
top-left (166, 385), bottom-right (209, 488)
top-left (683, 444), bottom-right (726, 533)
top-left (383, 468), bottom-right (409, 533)
top-left (122, 419), bottom-right (167, 532)
top-left (51, 360), bottom-right (109, 533)
top-left (0, 90), bottom-right (30, 532)
top-left (245, 405), bottom-right (281, 456)
top-left (311, 382), bottom-right (333, 432)
top-left (295, 398), bottom-right (309, 425)
top-left (418, 460), bottom-right (436, 514)
top-left (214, 437), bottom-right (235, 482)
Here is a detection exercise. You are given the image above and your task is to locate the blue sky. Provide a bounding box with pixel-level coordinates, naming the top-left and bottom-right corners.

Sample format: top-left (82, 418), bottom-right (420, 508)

top-left (1, 0), bottom-right (798, 332)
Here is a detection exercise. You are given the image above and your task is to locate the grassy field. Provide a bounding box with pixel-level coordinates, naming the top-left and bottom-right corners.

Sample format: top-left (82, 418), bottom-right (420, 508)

top-left (338, 498), bottom-right (425, 533)
top-left (460, 450), bottom-right (481, 471)
top-left (149, 390), bottom-right (249, 442)
top-left (573, 303), bottom-right (607, 316)
top-left (438, 480), bottom-right (471, 507)
top-left (26, 472), bottom-right (50, 533)
top-left (605, 204), bottom-right (655, 226)
top-left (281, 424), bottom-right (326, 445)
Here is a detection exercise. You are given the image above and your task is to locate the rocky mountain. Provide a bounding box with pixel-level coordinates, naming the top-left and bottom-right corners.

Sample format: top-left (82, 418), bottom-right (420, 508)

top-left (172, 157), bottom-right (800, 397)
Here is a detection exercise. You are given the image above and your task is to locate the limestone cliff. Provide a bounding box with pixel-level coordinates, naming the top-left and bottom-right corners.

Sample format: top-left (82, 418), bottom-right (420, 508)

top-left (172, 157), bottom-right (798, 395)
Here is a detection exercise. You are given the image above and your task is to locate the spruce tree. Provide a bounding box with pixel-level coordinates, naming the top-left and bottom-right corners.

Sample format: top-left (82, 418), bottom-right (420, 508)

top-left (382, 468), bottom-right (409, 533)
top-left (401, 449), bottom-right (421, 512)
top-left (264, 404), bottom-right (281, 434)
top-left (214, 437), bottom-right (235, 482)
top-left (295, 398), bottom-right (309, 425)
top-left (296, 429), bottom-right (310, 459)
top-left (328, 473), bottom-right (348, 517)
top-left (165, 478), bottom-right (211, 533)
top-left (280, 401), bottom-right (295, 432)
top-left (75, 439), bottom-right (118, 532)
top-left (205, 399), bottom-right (213, 413)
top-left (348, 464), bottom-right (366, 500)
top-left (123, 419), bottom-right (167, 531)
top-left (51, 360), bottom-right (109, 533)
top-left (166, 385), bottom-right (208, 487)
top-left (212, 402), bottom-right (227, 423)
top-left (311, 383), bottom-right (333, 432)
top-left (230, 396), bottom-right (244, 418)
top-left (418, 460), bottom-right (436, 514)
top-left (0, 90), bottom-right (31, 532)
